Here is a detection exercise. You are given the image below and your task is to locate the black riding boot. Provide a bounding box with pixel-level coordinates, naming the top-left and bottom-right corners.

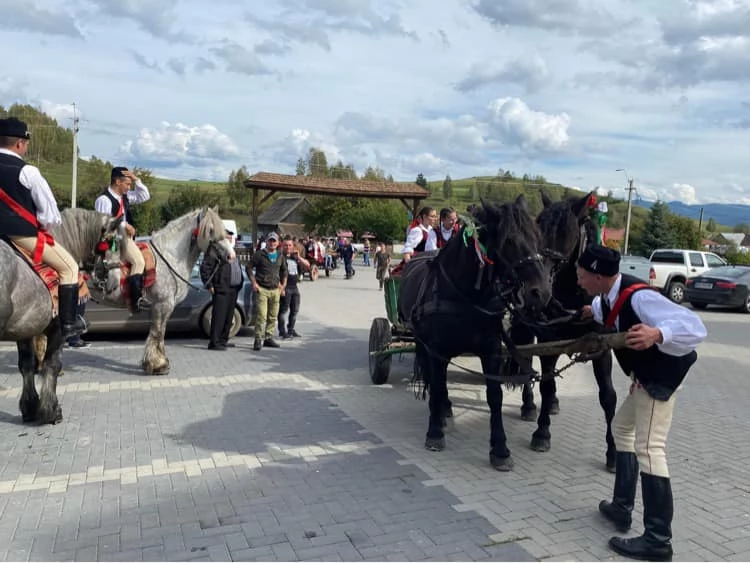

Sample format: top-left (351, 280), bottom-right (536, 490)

top-left (59, 284), bottom-right (88, 339)
top-left (128, 274), bottom-right (144, 314)
top-left (609, 472), bottom-right (674, 562)
top-left (599, 451), bottom-right (638, 531)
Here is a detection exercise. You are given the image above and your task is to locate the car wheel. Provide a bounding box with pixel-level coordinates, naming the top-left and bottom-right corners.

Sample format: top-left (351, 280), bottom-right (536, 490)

top-left (741, 295), bottom-right (750, 314)
top-left (691, 302), bottom-right (708, 310)
top-left (668, 281), bottom-right (686, 304)
top-left (201, 306), bottom-right (243, 338)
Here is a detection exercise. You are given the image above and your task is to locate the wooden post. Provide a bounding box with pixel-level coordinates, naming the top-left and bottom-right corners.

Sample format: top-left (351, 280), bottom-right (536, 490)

top-left (251, 187), bottom-right (259, 248)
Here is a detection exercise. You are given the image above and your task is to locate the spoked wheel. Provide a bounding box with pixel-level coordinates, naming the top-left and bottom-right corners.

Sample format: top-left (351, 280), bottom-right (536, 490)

top-left (310, 264), bottom-right (319, 281)
top-left (369, 317), bottom-right (392, 385)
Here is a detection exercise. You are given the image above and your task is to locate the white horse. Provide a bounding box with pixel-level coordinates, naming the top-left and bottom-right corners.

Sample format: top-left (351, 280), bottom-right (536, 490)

top-left (90, 206), bottom-right (234, 375)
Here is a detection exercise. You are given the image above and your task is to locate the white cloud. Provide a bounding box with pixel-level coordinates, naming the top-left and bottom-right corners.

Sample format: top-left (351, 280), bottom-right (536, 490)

top-left (456, 55), bottom-right (549, 93)
top-left (0, 2), bottom-right (82, 38)
top-left (119, 122), bottom-right (240, 168)
top-left (487, 98), bottom-right (571, 153)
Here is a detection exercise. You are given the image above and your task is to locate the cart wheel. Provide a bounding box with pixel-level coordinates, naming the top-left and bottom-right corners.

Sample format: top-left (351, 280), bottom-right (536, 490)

top-left (310, 264), bottom-right (319, 281)
top-left (369, 317), bottom-right (392, 385)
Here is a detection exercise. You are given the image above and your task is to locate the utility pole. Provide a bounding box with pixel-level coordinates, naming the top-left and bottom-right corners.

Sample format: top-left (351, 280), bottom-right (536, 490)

top-left (616, 168), bottom-right (637, 255)
top-left (71, 103), bottom-right (79, 208)
top-left (698, 207), bottom-right (704, 232)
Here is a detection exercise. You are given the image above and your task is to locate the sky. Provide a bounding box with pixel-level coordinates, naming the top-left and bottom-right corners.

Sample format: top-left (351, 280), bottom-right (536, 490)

top-left (2, 0), bottom-right (750, 205)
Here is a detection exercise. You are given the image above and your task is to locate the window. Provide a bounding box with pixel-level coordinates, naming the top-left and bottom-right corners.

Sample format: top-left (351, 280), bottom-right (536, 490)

top-left (689, 253), bottom-right (704, 267)
top-left (651, 251), bottom-right (684, 264)
top-left (706, 254), bottom-right (726, 268)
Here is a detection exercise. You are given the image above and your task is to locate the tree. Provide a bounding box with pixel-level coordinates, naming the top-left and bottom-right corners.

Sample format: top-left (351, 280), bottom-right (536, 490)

top-left (667, 214), bottom-right (701, 250)
top-left (733, 222), bottom-right (750, 233)
top-left (307, 148), bottom-right (329, 177)
top-left (295, 158), bottom-right (306, 176)
top-left (706, 217), bottom-right (717, 232)
top-left (227, 165), bottom-right (252, 208)
top-left (636, 201), bottom-right (674, 256)
top-left (362, 166), bottom-right (386, 181)
top-left (415, 173), bottom-right (427, 188)
top-left (330, 159), bottom-right (357, 180)
top-left (160, 185), bottom-right (221, 224)
top-left (442, 174), bottom-right (453, 199)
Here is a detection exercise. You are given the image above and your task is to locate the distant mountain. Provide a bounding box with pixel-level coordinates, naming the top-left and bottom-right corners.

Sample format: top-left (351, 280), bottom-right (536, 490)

top-left (634, 200), bottom-right (750, 228)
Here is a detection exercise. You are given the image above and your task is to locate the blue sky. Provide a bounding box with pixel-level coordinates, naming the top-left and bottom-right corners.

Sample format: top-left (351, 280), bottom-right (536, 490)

top-left (2, 0), bottom-right (750, 204)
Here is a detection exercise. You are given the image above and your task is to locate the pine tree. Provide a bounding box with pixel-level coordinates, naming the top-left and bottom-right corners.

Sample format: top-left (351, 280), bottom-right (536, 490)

top-left (442, 174), bottom-right (453, 199)
top-left (637, 201), bottom-right (674, 256)
top-left (415, 173), bottom-right (427, 188)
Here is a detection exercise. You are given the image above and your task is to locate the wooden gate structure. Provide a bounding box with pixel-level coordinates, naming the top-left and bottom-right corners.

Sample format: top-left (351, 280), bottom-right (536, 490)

top-left (243, 172), bottom-right (430, 245)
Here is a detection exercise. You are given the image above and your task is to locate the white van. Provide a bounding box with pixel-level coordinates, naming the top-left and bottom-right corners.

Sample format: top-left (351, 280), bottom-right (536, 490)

top-left (222, 220), bottom-right (238, 247)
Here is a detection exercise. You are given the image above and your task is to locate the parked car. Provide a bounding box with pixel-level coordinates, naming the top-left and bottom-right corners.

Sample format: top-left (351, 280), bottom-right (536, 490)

top-left (648, 249), bottom-right (726, 303)
top-left (686, 265), bottom-right (750, 313)
top-left (84, 255), bottom-right (253, 337)
top-left (620, 255), bottom-right (652, 283)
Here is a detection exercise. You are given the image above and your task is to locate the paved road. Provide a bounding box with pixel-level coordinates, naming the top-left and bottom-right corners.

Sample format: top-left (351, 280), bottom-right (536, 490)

top-left (0, 264), bottom-right (748, 561)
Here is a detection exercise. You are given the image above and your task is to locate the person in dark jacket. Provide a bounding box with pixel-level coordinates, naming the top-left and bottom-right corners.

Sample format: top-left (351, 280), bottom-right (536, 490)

top-left (200, 229), bottom-right (243, 351)
top-left (577, 245), bottom-right (707, 562)
top-left (339, 238), bottom-right (355, 279)
top-left (278, 236), bottom-right (310, 338)
top-left (247, 232), bottom-right (287, 351)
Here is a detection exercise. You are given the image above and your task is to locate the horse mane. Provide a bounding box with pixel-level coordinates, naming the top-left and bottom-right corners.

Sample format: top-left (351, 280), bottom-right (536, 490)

top-left (151, 207), bottom-right (225, 254)
top-left (473, 199), bottom-right (542, 255)
top-left (52, 208), bottom-right (107, 264)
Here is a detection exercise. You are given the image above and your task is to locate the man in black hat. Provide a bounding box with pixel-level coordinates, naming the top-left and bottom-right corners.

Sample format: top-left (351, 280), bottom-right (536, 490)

top-left (0, 117), bottom-right (87, 338)
top-left (577, 245), bottom-right (707, 561)
top-left (200, 229), bottom-right (243, 351)
top-left (94, 166), bottom-right (151, 313)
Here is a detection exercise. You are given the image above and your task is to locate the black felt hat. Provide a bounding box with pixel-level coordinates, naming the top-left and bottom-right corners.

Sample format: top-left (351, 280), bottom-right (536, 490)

top-left (578, 245), bottom-right (620, 276)
top-left (0, 117), bottom-right (31, 139)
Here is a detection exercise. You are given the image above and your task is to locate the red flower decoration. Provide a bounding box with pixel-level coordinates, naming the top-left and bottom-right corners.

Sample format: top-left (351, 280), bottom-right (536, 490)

top-left (192, 228), bottom-right (199, 238)
top-left (587, 194), bottom-right (597, 208)
top-left (96, 241), bottom-right (110, 253)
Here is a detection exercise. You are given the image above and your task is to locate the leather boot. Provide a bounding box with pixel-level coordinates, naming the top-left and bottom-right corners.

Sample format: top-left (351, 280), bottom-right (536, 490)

top-left (609, 472), bottom-right (674, 562)
top-left (599, 451), bottom-right (638, 531)
top-left (128, 274), bottom-right (144, 314)
top-left (59, 284), bottom-right (88, 339)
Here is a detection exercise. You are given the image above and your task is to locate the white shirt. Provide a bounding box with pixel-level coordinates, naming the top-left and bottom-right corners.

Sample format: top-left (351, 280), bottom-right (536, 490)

top-left (0, 148), bottom-right (62, 230)
top-left (403, 224), bottom-right (437, 254)
top-left (440, 225), bottom-right (455, 244)
top-left (94, 182), bottom-right (151, 224)
top-left (592, 274), bottom-right (707, 357)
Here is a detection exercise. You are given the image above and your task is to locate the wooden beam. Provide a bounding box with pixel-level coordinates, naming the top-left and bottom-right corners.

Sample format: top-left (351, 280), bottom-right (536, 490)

top-left (251, 187), bottom-right (259, 248)
top-left (259, 190), bottom-right (277, 205)
top-left (398, 198), bottom-right (412, 213)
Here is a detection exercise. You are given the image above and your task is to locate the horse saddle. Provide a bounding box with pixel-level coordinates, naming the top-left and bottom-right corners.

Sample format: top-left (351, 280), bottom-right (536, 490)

top-left (119, 242), bottom-right (158, 300)
top-left (2, 238), bottom-right (88, 316)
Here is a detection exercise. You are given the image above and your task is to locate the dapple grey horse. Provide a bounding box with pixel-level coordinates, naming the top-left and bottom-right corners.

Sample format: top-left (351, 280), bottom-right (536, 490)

top-left (91, 206), bottom-right (234, 375)
top-left (0, 208), bottom-right (122, 424)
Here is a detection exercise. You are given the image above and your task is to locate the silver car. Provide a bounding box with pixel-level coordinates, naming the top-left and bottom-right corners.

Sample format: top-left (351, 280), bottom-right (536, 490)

top-left (84, 256), bottom-right (253, 338)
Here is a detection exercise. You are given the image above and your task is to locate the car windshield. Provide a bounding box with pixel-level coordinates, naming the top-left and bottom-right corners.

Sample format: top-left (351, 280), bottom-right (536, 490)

top-left (191, 253), bottom-right (205, 279)
top-left (703, 266), bottom-right (750, 279)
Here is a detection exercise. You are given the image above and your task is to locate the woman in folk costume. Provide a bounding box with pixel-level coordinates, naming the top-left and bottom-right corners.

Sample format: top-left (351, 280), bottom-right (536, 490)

top-left (401, 206), bottom-right (438, 263)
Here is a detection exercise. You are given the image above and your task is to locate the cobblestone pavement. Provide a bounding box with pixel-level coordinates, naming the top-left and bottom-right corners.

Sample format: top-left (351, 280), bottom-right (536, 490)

top-left (0, 262), bottom-right (748, 561)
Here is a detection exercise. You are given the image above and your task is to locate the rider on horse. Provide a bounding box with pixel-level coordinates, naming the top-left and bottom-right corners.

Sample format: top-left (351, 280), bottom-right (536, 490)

top-left (0, 117), bottom-right (87, 338)
top-left (436, 207), bottom-right (460, 249)
top-left (94, 166), bottom-right (151, 313)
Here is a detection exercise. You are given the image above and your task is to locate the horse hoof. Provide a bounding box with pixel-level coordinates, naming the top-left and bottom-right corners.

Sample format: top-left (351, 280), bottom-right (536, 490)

top-left (21, 412), bottom-right (37, 423)
top-left (520, 409), bottom-right (537, 422)
top-left (425, 437), bottom-right (445, 452)
top-left (550, 402), bottom-right (560, 416)
top-left (39, 407), bottom-right (62, 425)
top-left (530, 436), bottom-right (551, 452)
top-left (490, 453), bottom-right (514, 471)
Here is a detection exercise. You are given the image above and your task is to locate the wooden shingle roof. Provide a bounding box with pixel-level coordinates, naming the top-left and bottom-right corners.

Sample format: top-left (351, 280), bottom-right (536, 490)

top-left (245, 172), bottom-right (430, 199)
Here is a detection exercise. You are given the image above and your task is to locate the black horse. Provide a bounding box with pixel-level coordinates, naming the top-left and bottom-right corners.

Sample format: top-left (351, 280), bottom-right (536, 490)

top-left (398, 196), bottom-right (553, 471)
top-left (517, 191), bottom-right (618, 472)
